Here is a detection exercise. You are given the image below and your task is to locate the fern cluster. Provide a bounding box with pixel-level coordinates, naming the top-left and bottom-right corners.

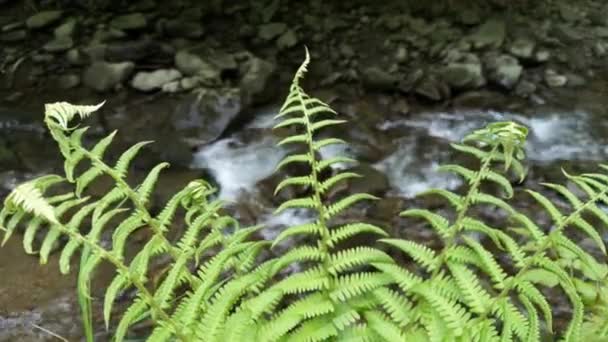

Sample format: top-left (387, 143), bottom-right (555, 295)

top-left (1, 50), bottom-right (607, 341)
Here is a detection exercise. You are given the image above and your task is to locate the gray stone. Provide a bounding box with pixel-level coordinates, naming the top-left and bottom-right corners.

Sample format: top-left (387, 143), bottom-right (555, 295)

top-left (277, 29), bottom-right (298, 49)
top-left (361, 66), bottom-right (398, 91)
top-left (43, 36), bottom-right (74, 52)
top-left (173, 88), bottom-right (243, 145)
top-left (110, 13), bottom-right (147, 31)
top-left (509, 38), bottom-right (536, 60)
top-left (180, 77), bottom-right (201, 90)
top-left (131, 69), bottom-right (182, 92)
top-left (54, 18), bottom-right (77, 38)
top-left (514, 80), bottom-right (536, 97)
top-left (593, 42), bottom-right (607, 57)
top-left (544, 69), bottom-right (567, 88)
top-left (558, 3), bottom-right (580, 22)
top-left (485, 54), bottom-right (522, 90)
top-left (174, 49), bottom-right (221, 84)
top-left (26, 10), bottom-right (62, 29)
top-left (0, 30), bottom-right (26, 42)
top-left (468, 17), bottom-right (506, 49)
top-left (57, 74), bottom-right (80, 89)
top-left (162, 19), bottom-right (204, 38)
top-left (395, 45), bottom-right (408, 63)
top-left (82, 61), bottom-right (134, 92)
top-left (415, 76), bottom-right (448, 101)
top-left (239, 54), bottom-right (276, 105)
top-left (565, 73), bottom-right (586, 87)
top-left (258, 22), bottom-right (287, 41)
top-left (534, 49), bottom-right (550, 63)
top-left (442, 55), bottom-right (485, 89)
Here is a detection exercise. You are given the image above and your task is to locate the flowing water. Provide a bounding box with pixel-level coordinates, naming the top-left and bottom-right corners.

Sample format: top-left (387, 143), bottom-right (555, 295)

top-left (2, 90), bottom-right (608, 339)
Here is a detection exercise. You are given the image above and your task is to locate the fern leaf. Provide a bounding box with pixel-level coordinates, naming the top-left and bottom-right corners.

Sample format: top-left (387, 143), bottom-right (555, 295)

top-left (275, 196), bottom-right (317, 214)
top-left (316, 157), bottom-right (357, 172)
top-left (372, 262), bottom-right (423, 291)
top-left (330, 272), bottom-right (393, 302)
top-left (44, 101), bottom-right (104, 130)
top-left (275, 153), bottom-right (311, 172)
top-left (323, 193), bottom-right (378, 220)
top-left (381, 239), bottom-right (439, 272)
top-left (439, 164), bottom-right (476, 183)
top-left (482, 170), bottom-right (514, 198)
top-left (419, 189), bottom-right (464, 211)
top-left (329, 222), bottom-right (388, 247)
top-left (447, 262), bottom-right (492, 314)
top-left (274, 175), bottom-right (314, 195)
top-left (137, 163), bottom-right (170, 206)
top-left (400, 209), bottom-right (450, 239)
top-left (526, 190), bottom-right (565, 225)
top-left (319, 172), bottom-right (361, 194)
top-left (328, 247), bottom-right (393, 275)
top-left (313, 138), bottom-right (347, 151)
top-left (271, 222), bottom-right (322, 247)
top-left (114, 141), bottom-right (153, 177)
top-left (5, 181), bottom-right (59, 224)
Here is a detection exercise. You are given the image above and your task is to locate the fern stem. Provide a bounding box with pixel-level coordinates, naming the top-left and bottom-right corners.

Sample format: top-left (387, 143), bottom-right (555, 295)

top-left (431, 145), bottom-right (499, 277)
top-left (301, 90), bottom-right (334, 290)
top-left (56, 221), bottom-right (190, 341)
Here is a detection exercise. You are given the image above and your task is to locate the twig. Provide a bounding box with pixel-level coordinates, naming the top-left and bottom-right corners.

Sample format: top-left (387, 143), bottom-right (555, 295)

top-left (31, 323), bottom-right (69, 342)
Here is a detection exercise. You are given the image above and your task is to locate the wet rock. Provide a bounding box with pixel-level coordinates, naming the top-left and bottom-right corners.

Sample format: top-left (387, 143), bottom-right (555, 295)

top-left (508, 37), bottom-right (536, 60)
top-left (105, 39), bottom-right (169, 62)
top-left (415, 76), bottom-right (449, 101)
top-left (544, 69), bottom-right (567, 88)
top-left (468, 17), bottom-right (506, 49)
top-left (238, 53), bottom-right (276, 105)
top-left (26, 10), bottom-right (63, 29)
top-left (484, 54), bottom-right (522, 90)
top-left (344, 164), bottom-right (390, 196)
top-left (514, 80), bottom-right (536, 97)
top-left (43, 36), bottom-right (73, 52)
top-left (56, 74), bottom-right (80, 89)
top-left (277, 29), bottom-right (298, 49)
top-left (565, 73), bottom-right (586, 87)
top-left (174, 88), bottom-right (243, 144)
top-left (110, 13), bottom-right (147, 31)
top-left (130, 68), bottom-right (182, 92)
top-left (0, 30), bottom-right (26, 42)
top-left (553, 24), bottom-right (582, 43)
top-left (361, 66), bottom-right (398, 91)
top-left (82, 61), bottom-right (134, 92)
top-left (174, 49), bottom-right (221, 83)
top-left (558, 3), bottom-right (581, 22)
top-left (54, 18), bottom-right (77, 38)
top-left (160, 19), bottom-right (205, 38)
top-left (534, 49), bottom-right (550, 63)
top-left (442, 54), bottom-right (485, 90)
top-left (258, 22), bottom-right (287, 41)
top-left (398, 68), bottom-right (424, 93)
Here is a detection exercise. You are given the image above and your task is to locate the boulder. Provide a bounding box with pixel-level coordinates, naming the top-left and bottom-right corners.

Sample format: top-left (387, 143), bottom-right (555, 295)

top-left (43, 37), bottom-right (74, 52)
top-left (82, 61), bottom-right (134, 92)
top-left (277, 29), bottom-right (298, 49)
top-left (173, 88), bottom-right (243, 145)
top-left (161, 19), bottom-right (205, 38)
top-left (110, 13), bottom-right (147, 31)
top-left (442, 54), bottom-right (485, 90)
top-left (54, 18), bottom-right (77, 38)
top-left (174, 49), bottom-right (221, 83)
top-left (361, 66), bottom-right (398, 91)
top-left (508, 38), bottom-right (536, 60)
top-left (130, 69), bottom-right (182, 92)
top-left (258, 22), bottom-right (287, 41)
top-left (544, 69), bottom-right (567, 88)
top-left (26, 10), bottom-right (63, 29)
top-left (238, 54), bottom-right (276, 105)
top-left (468, 17), bottom-right (506, 49)
top-left (484, 54), bottom-right (522, 90)
top-left (415, 76), bottom-right (450, 101)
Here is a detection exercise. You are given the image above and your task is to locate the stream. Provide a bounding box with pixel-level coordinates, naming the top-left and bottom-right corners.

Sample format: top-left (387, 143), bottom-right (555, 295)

top-left (2, 87), bottom-right (608, 340)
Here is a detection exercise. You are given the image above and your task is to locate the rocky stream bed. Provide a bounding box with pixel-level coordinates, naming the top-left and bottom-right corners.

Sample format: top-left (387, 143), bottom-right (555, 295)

top-left (1, 0), bottom-right (608, 340)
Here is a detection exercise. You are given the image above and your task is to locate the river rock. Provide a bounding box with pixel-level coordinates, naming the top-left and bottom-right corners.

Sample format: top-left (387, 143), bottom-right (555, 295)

top-left (361, 66), bottom-right (398, 91)
top-left (277, 29), bottom-right (298, 49)
top-left (161, 19), bottom-right (205, 38)
top-left (258, 22), bottom-right (287, 41)
top-left (54, 18), bottom-right (77, 38)
top-left (0, 30), bottom-right (27, 42)
top-left (344, 163), bottom-right (390, 196)
top-left (173, 88), bottom-right (243, 145)
top-left (43, 36), bottom-right (73, 52)
top-left (110, 13), bottom-right (147, 31)
top-left (26, 10), bottom-right (63, 29)
top-left (442, 54), bottom-right (485, 89)
top-left (130, 69), bottom-right (182, 92)
top-left (544, 69), bottom-right (567, 87)
top-left (105, 39), bottom-right (170, 62)
top-left (468, 17), bottom-right (506, 49)
top-left (174, 49), bottom-right (221, 83)
top-left (415, 75), bottom-right (449, 101)
top-left (508, 37), bottom-right (536, 60)
top-left (484, 54), bottom-right (522, 89)
top-left (56, 74), bottom-right (80, 89)
top-left (238, 54), bottom-right (276, 105)
top-left (82, 61), bottom-right (134, 92)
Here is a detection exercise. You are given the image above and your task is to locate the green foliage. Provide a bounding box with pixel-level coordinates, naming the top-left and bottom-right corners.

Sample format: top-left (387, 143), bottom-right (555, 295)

top-left (1, 50), bottom-right (607, 341)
